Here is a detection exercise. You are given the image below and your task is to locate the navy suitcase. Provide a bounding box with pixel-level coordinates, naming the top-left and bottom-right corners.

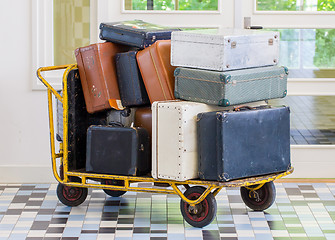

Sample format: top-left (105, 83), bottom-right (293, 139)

top-left (86, 126), bottom-right (151, 176)
top-left (62, 69), bottom-right (107, 171)
top-left (115, 51), bottom-right (150, 107)
top-left (100, 20), bottom-right (180, 49)
top-left (197, 106), bottom-right (291, 181)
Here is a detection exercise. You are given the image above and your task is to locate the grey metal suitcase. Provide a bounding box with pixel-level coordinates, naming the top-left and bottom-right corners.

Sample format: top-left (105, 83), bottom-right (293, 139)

top-left (171, 29), bottom-right (279, 71)
top-left (174, 66), bottom-right (288, 107)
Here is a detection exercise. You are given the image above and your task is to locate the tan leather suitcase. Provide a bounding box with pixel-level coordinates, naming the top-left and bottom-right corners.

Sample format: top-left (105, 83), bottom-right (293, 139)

top-left (136, 40), bottom-right (176, 103)
top-left (75, 42), bottom-right (129, 113)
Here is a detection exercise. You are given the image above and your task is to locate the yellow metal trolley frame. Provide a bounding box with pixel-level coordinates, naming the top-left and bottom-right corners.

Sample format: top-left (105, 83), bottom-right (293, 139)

top-left (37, 64), bottom-right (293, 209)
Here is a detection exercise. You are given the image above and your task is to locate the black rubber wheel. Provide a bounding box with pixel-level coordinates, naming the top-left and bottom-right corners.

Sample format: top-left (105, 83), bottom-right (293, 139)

top-left (57, 177), bottom-right (87, 207)
top-left (102, 179), bottom-right (126, 197)
top-left (180, 186), bottom-right (217, 228)
top-left (240, 181), bottom-right (276, 211)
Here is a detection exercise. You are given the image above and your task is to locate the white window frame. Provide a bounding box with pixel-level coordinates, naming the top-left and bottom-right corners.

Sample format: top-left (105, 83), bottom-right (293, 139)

top-left (32, 0), bottom-right (98, 90)
top-left (96, 0), bottom-right (235, 38)
top-left (241, 0), bottom-right (335, 96)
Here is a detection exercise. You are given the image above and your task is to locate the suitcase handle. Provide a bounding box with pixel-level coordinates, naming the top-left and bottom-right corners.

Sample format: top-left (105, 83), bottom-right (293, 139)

top-left (233, 105), bottom-right (256, 111)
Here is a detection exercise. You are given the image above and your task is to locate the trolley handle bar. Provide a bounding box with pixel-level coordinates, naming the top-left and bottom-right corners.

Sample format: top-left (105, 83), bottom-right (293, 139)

top-left (36, 64), bottom-right (76, 101)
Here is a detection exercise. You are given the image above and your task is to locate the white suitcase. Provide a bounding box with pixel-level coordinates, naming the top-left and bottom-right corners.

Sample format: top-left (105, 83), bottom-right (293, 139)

top-left (171, 29), bottom-right (279, 71)
top-left (152, 101), bottom-right (226, 181)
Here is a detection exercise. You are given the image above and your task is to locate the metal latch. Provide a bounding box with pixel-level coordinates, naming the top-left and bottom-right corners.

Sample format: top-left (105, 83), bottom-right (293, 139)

top-left (268, 38), bottom-right (274, 45)
top-left (231, 41), bottom-right (237, 48)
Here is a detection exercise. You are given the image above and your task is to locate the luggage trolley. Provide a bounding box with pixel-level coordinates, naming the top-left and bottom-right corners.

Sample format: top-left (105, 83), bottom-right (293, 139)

top-left (37, 64), bottom-right (294, 228)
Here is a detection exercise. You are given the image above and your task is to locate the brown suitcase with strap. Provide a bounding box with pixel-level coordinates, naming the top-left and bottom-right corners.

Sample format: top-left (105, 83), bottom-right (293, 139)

top-left (136, 40), bottom-right (176, 103)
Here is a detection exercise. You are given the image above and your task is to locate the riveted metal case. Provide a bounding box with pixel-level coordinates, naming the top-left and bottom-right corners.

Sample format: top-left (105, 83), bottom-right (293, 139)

top-left (171, 29), bottom-right (279, 71)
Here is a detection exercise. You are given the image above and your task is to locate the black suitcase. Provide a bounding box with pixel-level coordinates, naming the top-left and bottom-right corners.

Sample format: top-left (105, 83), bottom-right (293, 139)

top-left (86, 126), bottom-right (150, 176)
top-left (60, 69), bottom-right (107, 171)
top-left (197, 106), bottom-right (291, 181)
top-left (100, 20), bottom-right (180, 49)
top-left (115, 51), bottom-right (150, 107)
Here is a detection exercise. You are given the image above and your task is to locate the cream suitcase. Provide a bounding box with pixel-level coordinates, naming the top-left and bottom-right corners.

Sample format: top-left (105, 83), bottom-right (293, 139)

top-left (171, 29), bottom-right (279, 71)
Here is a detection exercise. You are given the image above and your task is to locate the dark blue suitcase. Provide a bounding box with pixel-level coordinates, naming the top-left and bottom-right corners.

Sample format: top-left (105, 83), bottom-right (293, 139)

top-left (86, 126), bottom-right (151, 176)
top-left (100, 20), bottom-right (180, 49)
top-left (115, 51), bottom-right (150, 107)
top-left (197, 106), bottom-right (291, 181)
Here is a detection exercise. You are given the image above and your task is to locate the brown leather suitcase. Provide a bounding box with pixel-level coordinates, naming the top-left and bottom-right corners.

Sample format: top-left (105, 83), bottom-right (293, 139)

top-left (134, 107), bottom-right (152, 141)
top-left (75, 42), bottom-right (129, 113)
top-left (136, 40), bottom-right (176, 103)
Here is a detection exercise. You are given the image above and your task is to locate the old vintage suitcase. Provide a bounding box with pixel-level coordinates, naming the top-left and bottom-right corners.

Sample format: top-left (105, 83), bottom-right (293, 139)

top-left (171, 29), bottom-right (279, 71)
top-left (115, 51), bottom-right (150, 107)
top-left (100, 20), bottom-right (180, 49)
top-left (63, 69), bottom-right (107, 171)
top-left (75, 42), bottom-right (130, 113)
top-left (197, 106), bottom-right (291, 181)
top-left (106, 108), bottom-right (136, 127)
top-left (134, 107), bottom-right (152, 142)
top-left (137, 40), bottom-right (176, 103)
top-left (174, 66), bottom-right (288, 106)
top-left (86, 126), bottom-right (150, 176)
top-left (152, 101), bottom-right (231, 181)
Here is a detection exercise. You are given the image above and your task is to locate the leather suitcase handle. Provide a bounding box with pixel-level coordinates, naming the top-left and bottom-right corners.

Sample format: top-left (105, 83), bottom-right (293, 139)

top-left (233, 105), bottom-right (256, 111)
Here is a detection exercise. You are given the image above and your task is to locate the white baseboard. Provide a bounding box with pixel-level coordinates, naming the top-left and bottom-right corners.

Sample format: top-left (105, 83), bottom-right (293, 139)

top-left (0, 145), bottom-right (334, 183)
top-left (0, 165), bottom-right (57, 183)
top-left (289, 145), bottom-right (335, 178)
top-left (288, 78), bottom-right (335, 96)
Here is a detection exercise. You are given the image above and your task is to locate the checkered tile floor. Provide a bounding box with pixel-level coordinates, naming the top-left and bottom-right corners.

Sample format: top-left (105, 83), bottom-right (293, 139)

top-left (1, 183), bottom-right (335, 240)
top-left (269, 96), bottom-right (335, 145)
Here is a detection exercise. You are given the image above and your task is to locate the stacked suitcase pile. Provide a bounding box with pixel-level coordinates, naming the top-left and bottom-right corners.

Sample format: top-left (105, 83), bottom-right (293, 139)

top-left (57, 20), bottom-right (291, 182)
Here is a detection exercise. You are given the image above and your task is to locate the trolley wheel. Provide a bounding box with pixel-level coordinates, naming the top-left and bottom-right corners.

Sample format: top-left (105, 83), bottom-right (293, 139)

top-left (240, 181), bottom-right (276, 211)
top-left (101, 179), bottom-right (126, 197)
top-left (57, 177), bottom-right (87, 207)
top-left (180, 186), bottom-right (217, 228)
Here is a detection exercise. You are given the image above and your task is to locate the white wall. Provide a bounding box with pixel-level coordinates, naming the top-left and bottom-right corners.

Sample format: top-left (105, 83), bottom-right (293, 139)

top-left (0, 0), bottom-right (55, 183)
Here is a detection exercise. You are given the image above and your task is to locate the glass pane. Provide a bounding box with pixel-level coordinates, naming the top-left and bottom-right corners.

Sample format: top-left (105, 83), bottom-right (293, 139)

top-left (126, 0), bottom-right (218, 10)
top-left (269, 28), bottom-right (335, 78)
top-left (257, 0), bottom-right (335, 11)
top-left (178, 0), bottom-right (218, 10)
top-left (54, 0), bottom-right (90, 65)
